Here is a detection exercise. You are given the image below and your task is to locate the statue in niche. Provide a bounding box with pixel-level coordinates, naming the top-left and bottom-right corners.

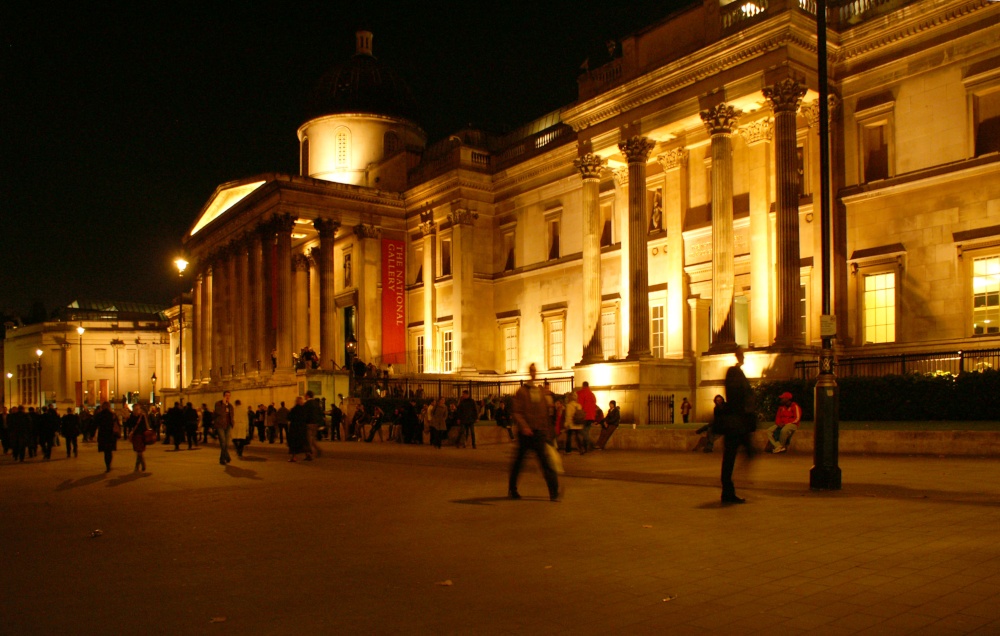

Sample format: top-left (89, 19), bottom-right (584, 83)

top-left (344, 253), bottom-right (352, 288)
top-left (649, 188), bottom-right (663, 232)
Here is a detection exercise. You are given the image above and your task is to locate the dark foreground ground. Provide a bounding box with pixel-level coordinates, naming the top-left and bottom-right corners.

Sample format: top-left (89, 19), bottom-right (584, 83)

top-left (2, 437), bottom-right (999, 635)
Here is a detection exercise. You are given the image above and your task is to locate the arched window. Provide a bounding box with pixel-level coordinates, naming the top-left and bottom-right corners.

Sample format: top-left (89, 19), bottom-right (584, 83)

top-left (335, 127), bottom-right (350, 168)
top-left (383, 131), bottom-right (400, 157)
top-left (300, 137), bottom-right (309, 176)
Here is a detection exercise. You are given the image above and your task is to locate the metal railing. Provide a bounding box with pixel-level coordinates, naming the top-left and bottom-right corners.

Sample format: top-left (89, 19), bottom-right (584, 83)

top-left (794, 347), bottom-right (1000, 380)
top-left (648, 394), bottom-right (675, 425)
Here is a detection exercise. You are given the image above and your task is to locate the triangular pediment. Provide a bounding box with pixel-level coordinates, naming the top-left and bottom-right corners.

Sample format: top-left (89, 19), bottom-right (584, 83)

top-left (188, 179), bottom-right (268, 237)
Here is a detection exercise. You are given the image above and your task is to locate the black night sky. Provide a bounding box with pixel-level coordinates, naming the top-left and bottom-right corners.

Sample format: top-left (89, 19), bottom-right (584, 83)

top-left (1, 0), bottom-right (689, 319)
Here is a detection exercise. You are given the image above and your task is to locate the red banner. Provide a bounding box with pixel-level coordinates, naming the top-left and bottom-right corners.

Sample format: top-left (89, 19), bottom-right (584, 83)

top-left (381, 239), bottom-right (406, 364)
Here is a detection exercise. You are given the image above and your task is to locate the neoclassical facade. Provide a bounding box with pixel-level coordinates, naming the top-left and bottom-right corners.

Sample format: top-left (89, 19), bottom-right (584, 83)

top-left (181, 1), bottom-right (1000, 421)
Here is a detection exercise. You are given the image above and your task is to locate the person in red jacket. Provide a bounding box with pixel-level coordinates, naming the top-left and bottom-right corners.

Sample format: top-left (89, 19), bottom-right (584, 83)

top-left (576, 381), bottom-right (597, 454)
top-left (766, 392), bottom-right (801, 454)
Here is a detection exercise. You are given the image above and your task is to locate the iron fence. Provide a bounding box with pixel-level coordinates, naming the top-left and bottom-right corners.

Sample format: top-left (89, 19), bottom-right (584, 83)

top-left (354, 375), bottom-right (575, 402)
top-left (647, 394), bottom-right (675, 425)
top-left (794, 347), bottom-right (1000, 380)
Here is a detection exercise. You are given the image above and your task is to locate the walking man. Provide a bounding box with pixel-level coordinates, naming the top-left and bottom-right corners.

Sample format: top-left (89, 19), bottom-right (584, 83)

top-left (61, 407), bottom-right (81, 458)
top-left (213, 391), bottom-right (234, 465)
top-left (304, 391), bottom-right (324, 457)
top-left (456, 390), bottom-right (478, 449)
top-left (721, 347), bottom-right (756, 504)
top-left (508, 363), bottom-right (560, 502)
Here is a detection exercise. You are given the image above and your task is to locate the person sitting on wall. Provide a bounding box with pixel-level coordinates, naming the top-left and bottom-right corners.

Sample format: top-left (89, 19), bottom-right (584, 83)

top-left (766, 392), bottom-right (801, 454)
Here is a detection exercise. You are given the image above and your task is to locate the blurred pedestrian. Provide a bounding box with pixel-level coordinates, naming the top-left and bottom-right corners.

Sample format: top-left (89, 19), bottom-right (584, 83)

top-left (508, 363), bottom-right (560, 501)
top-left (456, 390), bottom-right (478, 449)
top-left (130, 412), bottom-right (149, 472)
top-left (213, 391), bottom-right (234, 465)
top-left (184, 402), bottom-right (200, 449)
top-left (287, 396), bottom-right (311, 462)
top-left (232, 401), bottom-right (251, 458)
top-left (94, 401), bottom-right (119, 473)
top-left (721, 348), bottom-right (756, 504)
top-left (305, 391), bottom-right (324, 456)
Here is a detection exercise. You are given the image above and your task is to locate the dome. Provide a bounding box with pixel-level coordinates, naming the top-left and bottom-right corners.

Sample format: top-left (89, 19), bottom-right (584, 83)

top-left (305, 31), bottom-right (420, 123)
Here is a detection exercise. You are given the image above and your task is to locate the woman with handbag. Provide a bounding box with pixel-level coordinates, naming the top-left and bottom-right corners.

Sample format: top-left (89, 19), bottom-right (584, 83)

top-left (231, 400), bottom-right (251, 459)
top-left (130, 407), bottom-right (150, 472)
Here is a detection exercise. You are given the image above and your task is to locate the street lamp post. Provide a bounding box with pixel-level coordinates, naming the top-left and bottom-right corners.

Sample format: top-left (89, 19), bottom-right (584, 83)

top-left (77, 326), bottom-right (85, 407)
top-left (151, 372), bottom-right (157, 405)
top-left (175, 257), bottom-right (189, 403)
top-left (6, 372), bottom-right (12, 409)
top-left (35, 349), bottom-right (43, 408)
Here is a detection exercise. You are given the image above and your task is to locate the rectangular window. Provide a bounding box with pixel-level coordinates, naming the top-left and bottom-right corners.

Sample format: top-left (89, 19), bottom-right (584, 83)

top-left (440, 238), bottom-right (452, 277)
top-left (735, 296), bottom-right (750, 348)
top-left (503, 231), bottom-right (515, 272)
top-left (974, 90), bottom-right (1000, 157)
top-left (416, 335), bottom-right (425, 373)
top-left (127, 350), bottom-right (137, 366)
top-left (602, 310), bottom-right (618, 360)
top-left (547, 219), bottom-right (560, 260)
top-left (504, 326), bottom-right (518, 373)
top-left (650, 305), bottom-right (665, 358)
top-left (600, 202), bottom-right (613, 247)
top-left (800, 284), bottom-right (807, 342)
top-left (95, 348), bottom-right (108, 366)
top-left (414, 246), bottom-right (424, 285)
top-left (864, 272), bottom-right (896, 343)
top-left (442, 330), bottom-right (453, 372)
top-left (548, 319), bottom-right (564, 370)
top-left (862, 123), bottom-right (889, 182)
top-left (973, 255), bottom-right (1000, 335)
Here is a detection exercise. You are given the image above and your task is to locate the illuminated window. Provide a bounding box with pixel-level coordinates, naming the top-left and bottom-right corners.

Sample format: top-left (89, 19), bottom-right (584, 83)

top-left (335, 128), bottom-right (350, 168)
top-left (973, 255), bottom-right (1000, 335)
top-left (650, 304), bottom-right (664, 358)
top-left (863, 272), bottom-right (896, 343)
top-left (442, 330), bottom-right (453, 372)
top-left (416, 335), bottom-right (425, 373)
top-left (548, 319), bottom-right (564, 370)
top-left (504, 326), bottom-right (518, 373)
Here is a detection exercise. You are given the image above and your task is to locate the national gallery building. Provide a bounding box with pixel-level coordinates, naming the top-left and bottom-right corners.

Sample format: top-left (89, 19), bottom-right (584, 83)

top-left (178, 0), bottom-right (1000, 422)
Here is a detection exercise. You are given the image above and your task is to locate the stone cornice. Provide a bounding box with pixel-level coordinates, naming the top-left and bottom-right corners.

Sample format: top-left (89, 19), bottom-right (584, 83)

top-left (835, 0), bottom-right (994, 63)
top-left (491, 143), bottom-right (580, 194)
top-left (562, 14), bottom-right (823, 132)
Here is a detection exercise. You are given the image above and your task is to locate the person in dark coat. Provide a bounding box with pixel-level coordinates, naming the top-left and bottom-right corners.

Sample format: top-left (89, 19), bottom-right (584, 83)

top-left (721, 347), bottom-right (756, 504)
top-left (183, 402), bottom-right (200, 449)
top-left (287, 396), bottom-right (311, 462)
top-left (60, 407), bottom-right (81, 458)
top-left (595, 400), bottom-right (621, 450)
top-left (164, 402), bottom-right (183, 450)
top-left (8, 406), bottom-right (31, 462)
top-left (38, 406), bottom-right (60, 460)
top-left (456, 390), bottom-right (478, 449)
top-left (94, 401), bottom-right (119, 473)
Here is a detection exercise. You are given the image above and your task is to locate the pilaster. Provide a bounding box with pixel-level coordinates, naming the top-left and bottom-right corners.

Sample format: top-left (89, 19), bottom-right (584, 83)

top-left (314, 218), bottom-right (340, 371)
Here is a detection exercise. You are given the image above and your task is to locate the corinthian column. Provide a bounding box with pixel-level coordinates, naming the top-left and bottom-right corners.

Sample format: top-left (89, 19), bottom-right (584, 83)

top-left (313, 218), bottom-right (340, 371)
top-left (701, 103), bottom-right (742, 351)
top-left (224, 243), bottom-right (237, 379)
top-left (248, 227), bottom-right (265, 374)
top-left (420, 212), bottom-right (436, 373)
top-left (451, 208), bottom-right (479, 371)
top-left (763, 77), bottom-right (808, 348)
top-left (575, 153), bottom-right (605, 364)
top-left (274, 214), bottom-right (295, 372)
top-left (235, 237), bottom-right (250, 377)
top-left (192, 271), bottom-right (203, 383)
top-left (201, 266), bottom-right (213, 382)
top-left (619, 136), bottom-right (655, 360)
top-left (293, 253), bottom-right (310, 356)
top-left (657, 148), bottom-right (690, 357)
top-left (210, 254), bottom-right (224, 381)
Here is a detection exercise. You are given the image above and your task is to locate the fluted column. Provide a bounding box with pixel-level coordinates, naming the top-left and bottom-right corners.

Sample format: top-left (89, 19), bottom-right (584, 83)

top-left (314, 218), bottom-right (340, 371)
top-left (249, 224), bottom-right (267, 375)
top-left (740, 118), bottom-right (775, 348)
top-left (701, 103), bottom-right (742, 351)
top-left (261, 223), bottom-right (276, 370)
top-left (657, 148), bottom-right (690, 357)
top-left (293, 253), bottom-right (310, 355)
top-left (274, 214), bottom-right (295, 373)
top-left (764, 78), bottom-right (808, 348)
top-left (420, 214), bottom-right (436, 373)
top-left (235, 237), bottom-right (250, 377)
top-left (308, 251), bottom-right (320, 356)
top-left (354, 223), bottom-right (381, 365)
top-left (451, 208), bottom-right (479, 371)
top-left (619, 136), bottom-right (655, 360)
top-left (192, 272), bottom-right (203, 383)
top-left (210, 255), bottom-right (224, 382)
top-left (575, 153), bottom-right (605, 364)
top-left (224, 244), bottom-right (237, 379)
top-left (202, 266), bottom-right (213, 382)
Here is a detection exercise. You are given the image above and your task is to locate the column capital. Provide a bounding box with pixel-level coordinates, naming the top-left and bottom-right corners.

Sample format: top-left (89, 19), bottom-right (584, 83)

top-left (308, 246), bottom-right (321, 262)
top-left (618, 136), bottom-right (655, 163)
top-left (656, 147), bottom-right (689, 171)
top-left (449, 209), bottom-right (478, 226)
top-left (353, 223), bottom-right (381, 239)
top-left (419, 208), bottom-right (435, 236)
top-left (573, 153), bottom-right (605, 180)
top-left (700, 103), bottom-right (742, 136)
top-left (763, 77), bottom-right (808, 114)
top-left (292, 253), bottom-right (310, 272)
top-left (313, 217), bottom-right (340, 239)
top-left (272, 214), bottom-right (296, 235)
top-left (612, 166), bottom-right (629, 187)
top-left (738, 118), bottom-right (774, 146)
top-left (801, 95), bottom-right (840, 128)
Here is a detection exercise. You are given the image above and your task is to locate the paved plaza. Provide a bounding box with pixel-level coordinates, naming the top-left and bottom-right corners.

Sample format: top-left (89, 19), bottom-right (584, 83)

top-left (2, 437), bottom-right (1000, 635)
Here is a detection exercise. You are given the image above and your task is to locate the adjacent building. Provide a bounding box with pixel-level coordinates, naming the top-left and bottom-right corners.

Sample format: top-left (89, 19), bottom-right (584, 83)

top-left (178, 0), bottom-right (1000, 421)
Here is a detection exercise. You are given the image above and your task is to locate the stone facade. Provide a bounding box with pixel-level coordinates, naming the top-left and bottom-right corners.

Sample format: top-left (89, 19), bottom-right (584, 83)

top-left (179, 2), bottom-right (1000, 422)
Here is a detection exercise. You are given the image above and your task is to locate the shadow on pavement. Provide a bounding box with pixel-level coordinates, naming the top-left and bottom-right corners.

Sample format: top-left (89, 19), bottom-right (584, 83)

top-left (238, 456), bottom-right (266, 462)
top-left (224, 465), bottom-right (262, 480)
top-left (106, 472), bottom-right (152, 488)
top-left (55, 474), bottom-right (107, 491)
